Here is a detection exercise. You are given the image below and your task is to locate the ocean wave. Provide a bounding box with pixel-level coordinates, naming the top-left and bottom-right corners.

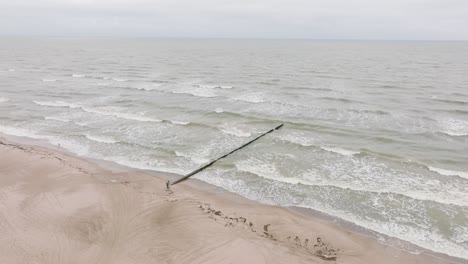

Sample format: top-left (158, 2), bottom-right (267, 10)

top-left (438, 118), bottom-right (468, 137)
top-left (293, 200), bottom-right (468, 261)
top-left (218, 125), bottom-right (252, 138)
top-left (166, 120), bottom-right (190, 126)
top-left (128, 83), bottom-right (163, 91)
top-left (433, 98), bottom-right (468, 105)
top-left (8, 69), bottom-right (15, 72)
top-left (72, 74), bottom-right (85, 78)
top-left (0, 97), bottom-right (10, 102)
top-left (84, 134), bottom-right (118, 144)
top-left (194, 168), bottom-right (468, 260)
top-left (318, 97), bottom-right (360, 104)
top-left (320, 146), bottom-right (360, 156)
top-left (214, 108), bottom-right (224, 113)
top-left (232, 160), bottom-right (468, 207)
top-left (428, 166), bottom-right (468, 180)
top-left (175, 150), bottom-right (210, 165)
top-left (81, 107), bottom-right (162, 123)
top-left (273, 133), bottom-right (316, 147)
top-left (171, 87), bottom-right (217, 98)
top-left (93, 82), bottom-right (110, 87)
top-left (193, 84), bottom-right (233, 90)
top-left (440, 131), bottom-right (468, 137)
top-left (0, 125), bottom-right (46, 139)
top-left (348, 109), bottom-right (390, 115)
top-left (215, 85), bottom-right (233, 89)
top-left (232, 93), bottom-right (266, 103)
top-left (102, 156), bottom-right (186, 175)
top-left (41, 79), bottom-right (57, 82)
top-left (234, 160), bottom-right (301, 185)
top-left (35, 100), bottom-right (164, 124)
top-left (45, 116), bottom-right (71, 123)
top-left (112, 78), bottom-right (128, 82)
top-left (438, 109), bottom-right (468, 115)
top-left (33, 100), bottom-right (80, 108)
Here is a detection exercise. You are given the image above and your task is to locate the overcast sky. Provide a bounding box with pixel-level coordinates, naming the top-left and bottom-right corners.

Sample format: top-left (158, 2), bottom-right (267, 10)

top-left (0, 0), bottom-right (467, 40)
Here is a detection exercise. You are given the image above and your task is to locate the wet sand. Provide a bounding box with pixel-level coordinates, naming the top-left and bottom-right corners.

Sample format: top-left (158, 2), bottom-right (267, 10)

top-left (0, 137), bottom-right (463, 264)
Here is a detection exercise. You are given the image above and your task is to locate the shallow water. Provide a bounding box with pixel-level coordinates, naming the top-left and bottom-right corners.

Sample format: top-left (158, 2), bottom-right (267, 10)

top-left (0, 38), bottom-right (467, 259)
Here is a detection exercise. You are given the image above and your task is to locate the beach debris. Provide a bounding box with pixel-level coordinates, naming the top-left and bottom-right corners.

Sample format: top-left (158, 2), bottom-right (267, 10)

top-left (313, 237), bottom-right (338, 261)
top-left (294, 236), bottom-right (301, 246)
top-left (167, 124), bottom-right (284, 187)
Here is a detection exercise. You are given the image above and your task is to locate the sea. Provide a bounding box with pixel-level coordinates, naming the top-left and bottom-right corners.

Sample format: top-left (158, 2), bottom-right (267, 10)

top-left (0, 38), bottom-right (467, 260)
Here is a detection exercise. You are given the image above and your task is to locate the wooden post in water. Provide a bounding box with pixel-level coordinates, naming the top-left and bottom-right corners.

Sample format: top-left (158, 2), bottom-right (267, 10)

top-left (168, 124), bottom-right (284, 188)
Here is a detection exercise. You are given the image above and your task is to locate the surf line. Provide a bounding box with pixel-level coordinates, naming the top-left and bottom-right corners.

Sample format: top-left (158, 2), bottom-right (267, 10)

top-left (167, 124), bottom-right (284, 189)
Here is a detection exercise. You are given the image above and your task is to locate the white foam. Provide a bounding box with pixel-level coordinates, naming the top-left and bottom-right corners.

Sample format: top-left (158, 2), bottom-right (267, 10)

top-left (8, 69), bottom-right (15, 72)
top-left (49, 138), bottom-right (90, 156)
top-left (215, 85), bottom-right (233, 89)
top-left (72, 74), bottom-right (85, 78)
top-left (214, 108), bottom-right (224, 113)
top-left (275, 133), bottom-right (315, 147)
top-left (196, 166), bottom-right (468, 260)
top-left (234, 159), bottom-right (300, 185)
top-left (33, 100), bottom-right (80, 108)
top-left (175, 151), bottom-right (210, 165)
top-left (438, 118), bottom-right (468, 136)
top-left (81, 107), bottom-right (162, 123)
top-left (93, 82), bottom-right (110, 86)
top-left (172, 86), bottom-right (217, 98)
top-left (112, 78), bottom-right (128, 82)
top-left (294, 201), bottom-right (468, 261)
top-left (45, 116), bottom-right (71, 123)
top-left (233, 93), bottom-right (266, 103)
top-left (75, 121), bottom-right (87, 126)
top-left (135, 86), bottom-right (154, 91)
top-left (130, 83), bottom-right (161, 91)
top-left (0, 125), bottom-right (46, 139)
top-left (85, 134), bottom-right (118, 144)
top-left (0, 97), bottom-right (10, 103)
top-left (169, 120), bottom-right (190, 126)
top-left (196, 84), bottom-right (233, 90)
top-left (218, 126), bottom-right (252, 138)
top-left (428, 166), bottom-right (468, 180)
top-left (321, 146), bottom-right (360, 156)
top-left (452, 226), bottom-right (468, 244)
top-left (100, 155), bottom-right (186, 175)
top-left (41, 79), bottom-right (57, 82)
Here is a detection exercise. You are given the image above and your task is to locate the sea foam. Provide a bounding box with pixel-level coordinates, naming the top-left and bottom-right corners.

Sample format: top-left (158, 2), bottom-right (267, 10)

top-left (45, 116), bottom-right (71, 123)
top-left (218, 126), bottom-right (252, 138)
top-left (428, 166), bottom-right (468, 180)
top-left (438, 118), bottom-right (468, 137)
top-left (85, 134), bottom-right (118, 144)
top-left (33, 101), bottom-right (80, 108)
top-left (0, 125), bottom-right (46, 139)
top-left (321, 146), bottom-right (360, 156)
top-left (81, 107), bottom-right (162, 123)
top-left (233, 93), bottom-right (266, 103)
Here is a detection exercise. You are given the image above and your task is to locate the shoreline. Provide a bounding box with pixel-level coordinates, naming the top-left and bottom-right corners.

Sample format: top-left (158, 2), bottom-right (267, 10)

top-left (0, 134), bottom-right (466, 263)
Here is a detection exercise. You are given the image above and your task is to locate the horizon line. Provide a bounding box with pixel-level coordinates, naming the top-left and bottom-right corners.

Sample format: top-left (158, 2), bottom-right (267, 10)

top-left (1, 35), bottom-right (467, 42)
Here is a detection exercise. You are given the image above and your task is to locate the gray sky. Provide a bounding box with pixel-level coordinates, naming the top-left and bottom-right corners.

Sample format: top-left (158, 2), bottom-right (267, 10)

top-left (1, 0), bottom-right (467, 40)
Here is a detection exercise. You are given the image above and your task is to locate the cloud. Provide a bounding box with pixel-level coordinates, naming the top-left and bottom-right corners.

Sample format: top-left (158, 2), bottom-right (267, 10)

top-left (0, 0), bottom-right (467, 40)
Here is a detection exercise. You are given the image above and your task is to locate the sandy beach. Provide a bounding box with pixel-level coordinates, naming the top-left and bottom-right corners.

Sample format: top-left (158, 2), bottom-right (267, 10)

top-left (0, 137), bottom-right (463, 264)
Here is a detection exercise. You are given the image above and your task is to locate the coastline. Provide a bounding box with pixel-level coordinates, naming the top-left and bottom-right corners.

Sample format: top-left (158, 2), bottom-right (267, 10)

top-left (0, 135), bottom-right (465, 264)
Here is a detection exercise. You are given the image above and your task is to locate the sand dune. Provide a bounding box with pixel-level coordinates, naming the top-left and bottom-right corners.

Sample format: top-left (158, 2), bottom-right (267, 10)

top-left (0, 139), bottom-right (461, 264)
